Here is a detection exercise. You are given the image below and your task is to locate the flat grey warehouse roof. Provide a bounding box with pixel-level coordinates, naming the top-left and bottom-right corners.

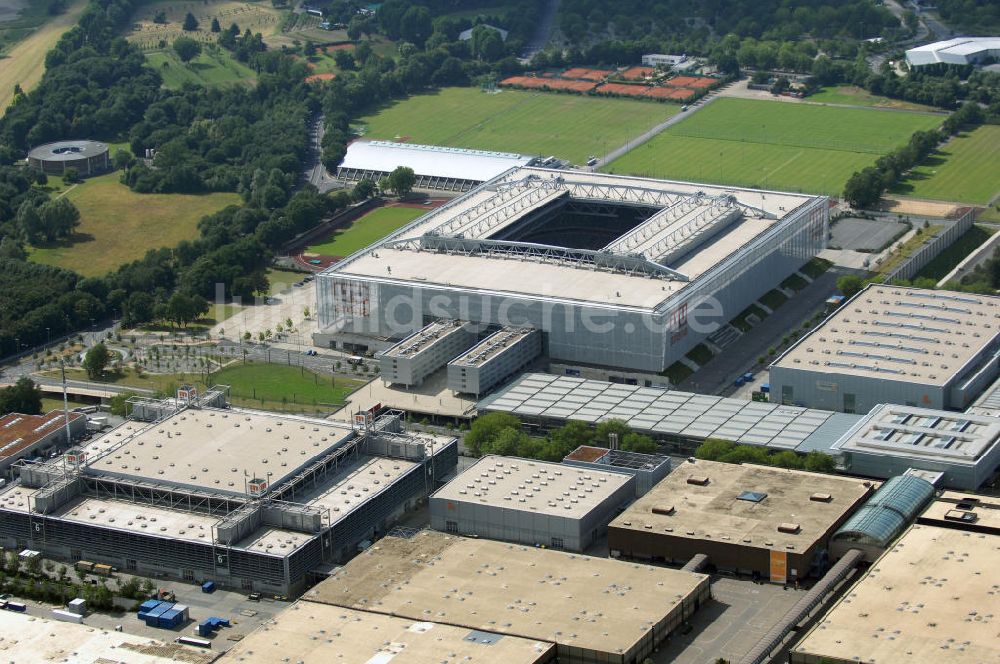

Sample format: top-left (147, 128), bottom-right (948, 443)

top-left (432, 454), bottom-right (634, 519)
top-left (80, 408), bottom-right (355, 493)
top-left (306, 530), bottom-right (709, 659)
top-left (773, 284), bottom-right (1000, 386)
top-left (479, 373), bottom-right (862, 452)
top-left (610, 459), bottom-right (874, 553)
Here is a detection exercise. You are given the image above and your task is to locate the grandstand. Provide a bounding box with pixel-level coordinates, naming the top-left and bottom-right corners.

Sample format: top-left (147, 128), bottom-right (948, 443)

top-left (337, 141), bottom-right (537, 192)
top-left (315, 167), bottom-right (828, 375)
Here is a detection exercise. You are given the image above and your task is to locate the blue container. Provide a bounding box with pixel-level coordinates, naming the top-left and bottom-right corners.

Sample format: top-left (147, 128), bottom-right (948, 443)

top-left (743, 372), bottom-right (754, 382)
top-left (158, 609), bottom-right (182, 629)
top-left (139, 599), bottom-right (162, 613)
top-left (201, 581), bottom-right (216, 593)
top-left (198, 620), bottom-right (214, 637)
top-left (734, 376), bottom-right (746, 387)
top-left (761, 383), bottom-right (770, 394)
top-left (145, 603), bottom-right (172, 619)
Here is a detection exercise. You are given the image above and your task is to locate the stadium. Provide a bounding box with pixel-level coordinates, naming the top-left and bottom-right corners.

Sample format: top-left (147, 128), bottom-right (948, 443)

top-left (315, 167), bottom-right (828, 376)
top-left (26, 139), bottom-right (109, 176)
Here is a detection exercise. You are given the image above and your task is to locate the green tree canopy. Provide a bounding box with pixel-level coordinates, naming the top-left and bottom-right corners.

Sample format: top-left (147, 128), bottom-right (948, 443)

top-left (82, 342), bottom-right (111, 379)
top-left (173, 36), bottom-right (202, 62)
top-left (385, 166), bottom-right (416, 197)
top-left (182, 12), bottom-right (199, 31)
top-left (465, 412), bottom-right (522, 456)
top-left (836, 274), bottom-right (864, 298)
top-left (0, 377), bottom-right (43, 415)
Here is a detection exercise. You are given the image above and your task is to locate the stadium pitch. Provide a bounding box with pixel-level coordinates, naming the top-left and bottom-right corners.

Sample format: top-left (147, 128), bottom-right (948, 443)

top-left (356, 86), bottom-right (678, 165)
top-left (603, 98), bottom-right (942, 196)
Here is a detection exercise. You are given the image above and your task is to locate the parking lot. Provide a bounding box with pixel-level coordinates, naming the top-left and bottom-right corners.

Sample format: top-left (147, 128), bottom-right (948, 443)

top-left (829, 216), bottom-right (909, 252)
top-left (7, 575), bottom-right (288, 654)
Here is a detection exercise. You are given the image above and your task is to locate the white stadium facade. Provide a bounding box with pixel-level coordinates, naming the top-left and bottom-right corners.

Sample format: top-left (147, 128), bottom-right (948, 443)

top-left (336, 140), bottom-right (537, 192)
top-left (314, 167), bottom-right (828, 376)
top-left (906, 37), bottom-right (1000, 67)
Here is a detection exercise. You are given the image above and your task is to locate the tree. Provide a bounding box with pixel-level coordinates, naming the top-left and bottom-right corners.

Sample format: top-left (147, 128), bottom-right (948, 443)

top-left (211, 17), bottom-right (221, 33)
top-left (82, 342), bottom-right (111, 379)
top-left (594, 419), bottom-right (630, 447)
top-left (0, 377), bottom-right (43, 416)
top-left (352, 179), bottom-right (377, 201)
top-left (836, 275), bottom-right (864, 298)
top-left (621, 432), bottom-right (658, 453)
top-left (399, 6), bottom-right (432, 46)
top-left (466, 412), bottom-right (522, 456)
top-left (62, 167), bottom-right (80, 184)
top-left (108, 390), bottom-right (138, 417)
top-left (153, 10), bottom-right (167, 24)
top-left (37, 198), bottom-right (80, 240)
top-left (334, 49), bottom-right (355, 70)
top-left (173, 36), bottom-right (202, 62)
top-left (182, 12), bottom-right (199, 31)
top-left (843, 167), bottom-right (883, 208)
top-left (25, 553), bottom-right (42, 577)
top-left (385, 166), bottom-right (416, 197)
top-left (113, 148), bottom-right (134, 171)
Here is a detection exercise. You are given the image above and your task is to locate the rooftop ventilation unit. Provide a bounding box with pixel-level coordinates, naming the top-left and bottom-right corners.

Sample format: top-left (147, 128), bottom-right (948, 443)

top-left (777, 523), bottom-right (801, 534)
top-left (686, 476), bottom-right (709, 486)
top-left (809, 493), bottom-right (832, 502)
top-left (651, 506), bottom-right (675, 516)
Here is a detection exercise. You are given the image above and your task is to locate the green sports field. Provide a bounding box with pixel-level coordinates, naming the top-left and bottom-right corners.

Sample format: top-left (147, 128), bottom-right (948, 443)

top-left (603, 98), bottom-right (943, 195)
top-left (356, 87), bottom-right (678, 165)
top-left (891, 125), bottom-right (1000, 204)
top-left (307, 206), bottom-right (426, 257)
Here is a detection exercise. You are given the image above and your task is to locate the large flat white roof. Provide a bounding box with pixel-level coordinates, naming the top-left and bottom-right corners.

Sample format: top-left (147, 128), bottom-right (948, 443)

top-left (82, 408), bottom-right (356, 494)
top-left (306, 531), bottom-right (709, 657)
top-left (0, 611), bottom-right (215, 663)
top-left (339, 140), bottom-right (535, 182)
top-left (772, 284), bottom-right (1000, 386)
top-left (220, 603), bottom-right (554, 664)
top-left (326, 167), bottom-right (821, 310)
top-left (792, 523), bottom-right (1000, 664)
top-left (431, 454), bottom-right (632, 519)
top-left (907, 37), bottom-right (1000, 65)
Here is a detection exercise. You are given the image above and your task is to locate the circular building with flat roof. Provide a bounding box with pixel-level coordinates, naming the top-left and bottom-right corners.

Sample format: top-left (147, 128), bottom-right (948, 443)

top-left (27, 140), bottom-right (109, 176)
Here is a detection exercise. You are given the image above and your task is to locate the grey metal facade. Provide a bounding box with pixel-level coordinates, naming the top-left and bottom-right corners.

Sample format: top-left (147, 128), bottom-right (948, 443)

top-left (378, 321), bottom-right (478, 387)
top-left (428, 476), bottom-right (634, 552)
top-left (316, 176), bottom-right (828, 375)
top-left (447, 327), bottom-right (542, 395)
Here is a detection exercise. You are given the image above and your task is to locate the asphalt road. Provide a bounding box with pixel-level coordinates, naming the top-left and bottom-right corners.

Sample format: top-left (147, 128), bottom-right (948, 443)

top-left (304, 114), bottom-right (342, 194)
top-left (679, 269), bottom-right (847, 395)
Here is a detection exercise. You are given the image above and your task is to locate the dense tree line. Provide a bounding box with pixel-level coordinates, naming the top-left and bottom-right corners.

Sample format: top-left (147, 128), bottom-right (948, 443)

top-left (934, 0), bottom-right (1000, 34)
top-left (555, 0), bottom-right (899, 48)
top-left (0, 0), bottom-right (348, 353)
top-left (844, 103), bottom-right (986, 208)
top-left (466, 413), bottom-right (659, 462)
top-left (695, 438), bottom-right (836, 472)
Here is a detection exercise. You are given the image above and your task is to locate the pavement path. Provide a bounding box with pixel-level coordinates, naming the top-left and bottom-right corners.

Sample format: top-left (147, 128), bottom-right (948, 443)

top-left (303, 114), bottom-right (342, 194)
top-left (678, 269), bottom-right (848, 395)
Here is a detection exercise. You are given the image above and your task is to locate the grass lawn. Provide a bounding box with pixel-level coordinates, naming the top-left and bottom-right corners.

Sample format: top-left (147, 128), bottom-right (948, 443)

top-left (28, 172), bottom-right (241, 277)
top-left (126, 0), bottom-right (285, 49)
top-left (40, 397), bottom-right (92, 412)
top-left (759, 288), bottom-right (788, 310)
top-left (48, 363), bottom-right (365, 414)
top-left (145, 48), bottom-right (257, 89)
top-left (209, 362), bottom-right (364, 409)
top-left (0, 0), bottom-right (86, 110)
top-left (800, 257), bottom-right (832, 280)
top-left (979, 206), bottom-right (1000, 222)
top-left (662, 361), bottom-right (693, 385)
top-left (891, 125), bottom-right (1000, 204)
top-left (685, 343), bottom-right (714, 366)
top-left (917, 225), bottom-right (996, 282)
top-left (877, 224), bottom-right (942, 275)
top-left (357, 87), bottom-right (678, 165)
top-left (731, 304), bottom-right (768, 333)
top-left (307, 206), bottom-right (426, 257)
top-left (267, 268), bottom-right (309, 295)
top-left (604, 98), bottom-right (942, 196)
top-left (807, 86), bottom-right (940, 112)
top-left (781, 273), bottom-right (809, 292)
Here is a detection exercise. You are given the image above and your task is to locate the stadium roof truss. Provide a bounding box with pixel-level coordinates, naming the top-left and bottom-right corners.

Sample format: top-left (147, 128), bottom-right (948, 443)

top-left (381, 174), bottom-right (774, 282)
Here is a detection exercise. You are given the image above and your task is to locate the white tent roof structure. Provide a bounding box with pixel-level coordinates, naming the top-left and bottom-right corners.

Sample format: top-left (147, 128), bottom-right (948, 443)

top-left (906, 37), bottom-right (1000, 66)
top-left (338, 140), bottom-right (535, 182)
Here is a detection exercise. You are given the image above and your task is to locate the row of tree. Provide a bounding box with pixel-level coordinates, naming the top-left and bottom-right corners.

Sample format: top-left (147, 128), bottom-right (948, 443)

top-left (694, 438), bottom-right (836, 472)
top-left (466, 412), bottom-right (660, 462)
top-left (844, 102), bottom-right (986, 208)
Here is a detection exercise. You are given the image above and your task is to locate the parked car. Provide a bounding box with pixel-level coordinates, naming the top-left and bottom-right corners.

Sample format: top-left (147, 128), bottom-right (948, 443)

top-left (247, 592), bottom-right (261, 602)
